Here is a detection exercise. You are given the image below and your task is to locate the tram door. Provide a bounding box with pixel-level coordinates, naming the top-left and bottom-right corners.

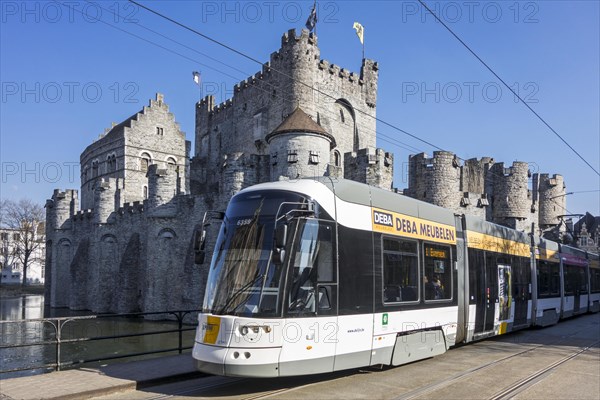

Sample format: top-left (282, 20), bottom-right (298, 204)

top-left (573, 268), bottom-right (581, 313)
top-left (512, 259), bottom-right (530, 328)
top-left (472, 253), bottom-right (498, 335)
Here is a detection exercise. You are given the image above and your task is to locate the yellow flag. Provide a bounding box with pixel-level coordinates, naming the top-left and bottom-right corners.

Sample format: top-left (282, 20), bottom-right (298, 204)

top-left (353, 22), bottom-right (364, 45)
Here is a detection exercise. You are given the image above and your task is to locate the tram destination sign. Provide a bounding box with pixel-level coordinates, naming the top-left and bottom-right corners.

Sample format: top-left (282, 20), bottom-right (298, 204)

top-left (371, 208), bottom-right (456, 245)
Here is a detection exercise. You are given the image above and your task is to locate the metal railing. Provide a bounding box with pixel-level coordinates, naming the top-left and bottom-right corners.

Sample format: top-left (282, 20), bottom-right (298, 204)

top-left (0, 309), bottom-right (201, 374)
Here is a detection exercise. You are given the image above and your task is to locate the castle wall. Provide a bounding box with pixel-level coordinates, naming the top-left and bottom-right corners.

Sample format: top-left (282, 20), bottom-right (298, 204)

top-left (344, 148), bottom-right (393, 190)
top-left (405, 151), bottom-right (562, 233)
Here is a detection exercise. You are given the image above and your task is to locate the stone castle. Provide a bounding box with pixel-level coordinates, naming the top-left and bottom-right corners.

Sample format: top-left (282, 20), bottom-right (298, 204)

top-left (45, 29), bottom-right (564, 313)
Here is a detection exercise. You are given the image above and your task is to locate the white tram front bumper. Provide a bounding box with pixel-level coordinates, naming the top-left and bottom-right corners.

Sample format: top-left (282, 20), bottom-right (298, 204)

top-left (192, 313), bottom-right (283, 377)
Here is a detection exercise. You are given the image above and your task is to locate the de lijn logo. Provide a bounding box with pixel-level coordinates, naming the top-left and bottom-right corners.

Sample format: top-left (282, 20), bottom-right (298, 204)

top-left (373, 211), bottom-right (393, 227)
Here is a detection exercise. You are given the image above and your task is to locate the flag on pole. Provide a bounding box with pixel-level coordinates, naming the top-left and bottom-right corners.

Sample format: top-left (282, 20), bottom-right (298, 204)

top-left (353, 22), bottom-right (364, 44)
top-left (305, 1), bottom-right (317, 32)
top-left (192, 71), bottom-right (201, 85)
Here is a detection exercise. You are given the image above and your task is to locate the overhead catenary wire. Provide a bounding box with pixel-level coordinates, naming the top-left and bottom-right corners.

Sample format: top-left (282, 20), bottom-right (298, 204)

top-left (127, 0), bottom-right (568, 194)
top-left (416, 0), bottom-right (600, 178)
top-left (65, 0), bottom-right (584, 211)
top-left (58, 0), bottom-right (425, 157)
top-left (127, 0), bottom-right (446, 153)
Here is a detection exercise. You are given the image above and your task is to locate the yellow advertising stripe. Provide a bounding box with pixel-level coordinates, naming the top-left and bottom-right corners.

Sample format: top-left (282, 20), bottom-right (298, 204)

top-left (466, 231), bottom-right (530, 258)
top-left (371, 208), bottom-right (456, 245)
top-left (536, 248), bottom-right (560, 263)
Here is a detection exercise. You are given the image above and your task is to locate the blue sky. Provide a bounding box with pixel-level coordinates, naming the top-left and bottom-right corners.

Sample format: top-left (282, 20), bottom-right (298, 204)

top-left (1, 0), bottom-right (599, 217)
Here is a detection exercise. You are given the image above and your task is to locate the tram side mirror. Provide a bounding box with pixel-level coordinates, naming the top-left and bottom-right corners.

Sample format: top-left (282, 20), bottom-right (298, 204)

top-left (275, 224), bottom-right (287, 248)
top-left (273, 224), bottom-right (288, 265)
top-left (194, 229), bottom-right (207, 265)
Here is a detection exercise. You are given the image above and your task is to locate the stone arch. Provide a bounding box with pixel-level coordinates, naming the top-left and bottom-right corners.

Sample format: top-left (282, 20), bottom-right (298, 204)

top-left (55, 238), bottom-right (72, 307)
top-left (99, 234), bottom-right (119, 312)
top-left (158, 228), bottom-right (177, 239)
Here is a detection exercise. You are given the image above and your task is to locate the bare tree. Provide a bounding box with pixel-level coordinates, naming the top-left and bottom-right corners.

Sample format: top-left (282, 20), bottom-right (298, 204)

top-left (1, 199), bottom-right (45, 285)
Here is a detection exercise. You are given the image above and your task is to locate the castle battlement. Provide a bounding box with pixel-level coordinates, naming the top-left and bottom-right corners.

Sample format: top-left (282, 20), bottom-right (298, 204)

top-left (73, 209), bottom-right (93, 219)
top-left (117, 201), bottom-right (145, 215)
top-left (280, 28), bottom-right (317, 48)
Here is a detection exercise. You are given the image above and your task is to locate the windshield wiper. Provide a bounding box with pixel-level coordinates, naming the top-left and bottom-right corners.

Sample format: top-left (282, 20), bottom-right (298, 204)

top-left (216, 273), bottom-right (265, 315)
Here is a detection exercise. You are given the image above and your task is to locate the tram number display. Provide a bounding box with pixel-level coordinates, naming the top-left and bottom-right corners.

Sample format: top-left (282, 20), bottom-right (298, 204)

top-left (426, 248), bottom-right (447, 258)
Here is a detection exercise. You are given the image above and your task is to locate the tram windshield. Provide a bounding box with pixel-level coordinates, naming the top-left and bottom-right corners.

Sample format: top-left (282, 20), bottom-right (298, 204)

top-left (203, 190), bottom-right (308, 317)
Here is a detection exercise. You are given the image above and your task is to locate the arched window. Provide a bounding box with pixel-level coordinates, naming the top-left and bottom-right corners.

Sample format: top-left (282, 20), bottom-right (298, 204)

top-left (143, 185), bottom-right (148, 199)
top-left (106, 154), bottom-right (117, 173)
top-left (166, 157), bottom-right (177, 169)
top-left (92, 160), bottom-right (99, 177)
top-left (141, 153), bottom-right (151, 172)
top-left (333, 150), bottom-right (341, 167)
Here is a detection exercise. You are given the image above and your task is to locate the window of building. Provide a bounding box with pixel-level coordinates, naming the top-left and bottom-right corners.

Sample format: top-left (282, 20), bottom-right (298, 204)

top-left (166, 157), bottom-right (177, 170)
top-left (271, 152), bottom-right (278, 166)
top-left (141, 153), bottom-right (151, 172)
top-left (13, 233), bottom-right (20, 241)
top-left (1, 233), bottom-right (8, 241)
top-left (106, 155), bottom-right (117, 173)
top-left (287, 150), bottom-right (298, 163)
top-left (92, 160), bottom-right (99, 177)
top-left (253, 112), bottom-right (265, 140)
top-left (423, 243), bottom-right (452, 301)
top-left (309, 151), bottom-right (320, 165)
top-left (580, 236), bottom-right (589, 247)
top-left (143, 186), bottom-right (148, 199)
top-left (339, 109), bottom-right (345, 123)
top-left (382, 237), bottom-right (419, 303)
top-left (333, 151), bottom-right (341, 167)
top-left (157, 127), bottom-right (164, 135)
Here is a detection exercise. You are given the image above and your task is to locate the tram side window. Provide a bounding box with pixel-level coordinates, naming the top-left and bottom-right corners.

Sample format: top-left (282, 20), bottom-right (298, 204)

top-left (383, 238), bottom-right (419, 303)
top-left (538, 261), bottom-right (560, 298)
top-left (591, 269), bottom-right (600, 294)
top-left (578, 268), bottom-right (588, 292)
top-left (563, 266), bottom-right (581, 296)
top-left (423, 243), bottom-right (452, 301)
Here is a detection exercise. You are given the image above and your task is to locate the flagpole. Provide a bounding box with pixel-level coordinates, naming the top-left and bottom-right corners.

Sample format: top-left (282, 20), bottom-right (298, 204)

top-left (314, 0), bottom-right (317, 37)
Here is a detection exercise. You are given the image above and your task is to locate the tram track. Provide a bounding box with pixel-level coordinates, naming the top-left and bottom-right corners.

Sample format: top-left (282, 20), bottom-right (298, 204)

top-left (395, 335), bottom-right (600, 400)
top-left (489, 339), bottom-right (599, 400)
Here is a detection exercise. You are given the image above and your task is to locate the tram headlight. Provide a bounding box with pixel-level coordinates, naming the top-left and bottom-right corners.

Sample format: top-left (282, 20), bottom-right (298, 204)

top-left (239, 324), bottom-right (271, 336)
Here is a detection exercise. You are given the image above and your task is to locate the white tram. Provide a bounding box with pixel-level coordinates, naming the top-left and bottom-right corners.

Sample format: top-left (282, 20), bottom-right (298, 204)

top-left (192, 178), bottom-right (599, 377)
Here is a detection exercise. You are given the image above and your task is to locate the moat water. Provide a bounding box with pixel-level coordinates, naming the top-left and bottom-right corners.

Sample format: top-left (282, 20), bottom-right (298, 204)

top-left (0, 294), bottom-right (197, 378)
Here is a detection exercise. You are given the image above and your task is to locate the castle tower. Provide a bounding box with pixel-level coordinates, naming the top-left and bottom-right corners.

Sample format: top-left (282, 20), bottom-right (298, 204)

top-left (93, 179), bottom-right (116, 224)
top-left (406, 151), bottom-right (460, 209)
top-left (266, 107), bottom-right (335, 180)
top-left (146, 164), bottom-right (178, 210)
top-left (538, 174), bottom-right (566, 230)
top-left (192, 29), bottom-right (380, 195)
top-left (46, 189), bottom-right (78, 231)
top-left (490, 162), bottom-right (530, 228)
